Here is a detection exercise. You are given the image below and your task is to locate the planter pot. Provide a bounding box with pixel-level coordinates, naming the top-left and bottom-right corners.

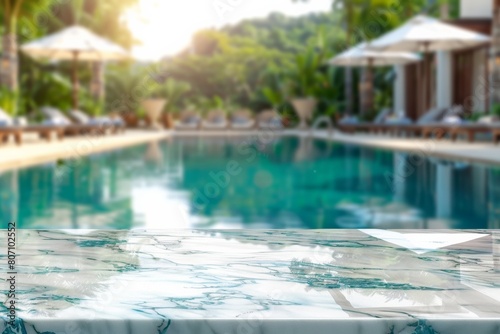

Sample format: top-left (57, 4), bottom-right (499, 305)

top-left (123, 112), bottom-right (139, 128)
top-left (161, 113), bottom-right (174, 129)
top-left (291, 97), bottom-right (317, 129)
top-left (282, 116), bottom-right (290, 128)
top-left (141, 98), bottom-right (167, 130)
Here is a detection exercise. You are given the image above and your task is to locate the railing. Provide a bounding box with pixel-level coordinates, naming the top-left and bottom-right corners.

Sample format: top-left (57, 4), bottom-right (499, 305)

top-left (310, 116), bottom-right (334, 136)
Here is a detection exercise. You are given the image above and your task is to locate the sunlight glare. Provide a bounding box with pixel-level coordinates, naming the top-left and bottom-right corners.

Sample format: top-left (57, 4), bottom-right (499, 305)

top-left (125, 0), bottom-right (332, 61)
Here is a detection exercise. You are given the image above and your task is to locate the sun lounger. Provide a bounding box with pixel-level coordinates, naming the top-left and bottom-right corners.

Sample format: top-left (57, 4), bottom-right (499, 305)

top-left (257, 110), bottom-right (283, 130)
top-left (418, 108), bottom-right (491, 142)
top-left (0, 108), bottom-right (64, 145)
top-left (338, 108), bottom-right (394, 134)
top-left (69, 109), bottom-right (125, 134)
top-left (0, 127), bottom-right (22, 144)
top-left (449, 116), bottom-right (500, 143)
top-left (40, 107), bottom-right (104, 136)
top-left (201, 110), bottom-right (228, 130)
top-left (230, 110), bottom-right (255, 130)
top-left (338, 107), bottom-right (449, 137)
top-left (492, 127), bottom-right (500, 145)
top-left (175, 111), bottom-right (201, 130)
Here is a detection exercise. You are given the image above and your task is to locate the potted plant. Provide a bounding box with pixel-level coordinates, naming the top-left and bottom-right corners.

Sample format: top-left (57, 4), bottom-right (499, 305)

top-left (141, 82), bottom-right (167, 130)
top-left (262, 83), bottom-right (289, 127)
top-left (291, 97), bottom-right (317, 129)
top-left (285, 50), bottom-right (322, 129)
top-left (106, 68), bottom-right (146, 128)
top-left (161, 78), bottom-right (191, 129)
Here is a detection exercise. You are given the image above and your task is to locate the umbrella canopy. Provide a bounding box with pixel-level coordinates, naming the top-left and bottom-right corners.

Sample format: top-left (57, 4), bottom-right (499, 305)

top-left (368, 15), bottom-right (490, 52)
top-left (329, 42), bottom-right (421, 67)
top-left (329, 43), bottom-right (420, 116)
top-left (21, 26), bottom-right (129, 109)
top-left (21, 25), bottom-right (128, 61)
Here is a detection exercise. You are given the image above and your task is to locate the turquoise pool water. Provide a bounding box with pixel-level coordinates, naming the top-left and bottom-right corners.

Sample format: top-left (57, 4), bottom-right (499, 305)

top-left (1, 136), bottom-right (499, 229)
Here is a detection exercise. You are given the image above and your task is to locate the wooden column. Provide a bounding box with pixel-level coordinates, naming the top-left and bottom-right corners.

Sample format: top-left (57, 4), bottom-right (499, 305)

top-left (485, 45), bottom-right (491, 113)
top-left (90, 61), bottom-right (105, 102)
top-left (72, 51), bottom-right (80, 110)
top-left (360, 59), bottom-right (374, 117)
top-left (490, 0), bottom-right (500, 108)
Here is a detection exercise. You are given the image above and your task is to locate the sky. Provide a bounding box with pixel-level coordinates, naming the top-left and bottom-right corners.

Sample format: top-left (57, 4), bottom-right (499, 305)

top-left (125, 0), bottom-right (333, 61)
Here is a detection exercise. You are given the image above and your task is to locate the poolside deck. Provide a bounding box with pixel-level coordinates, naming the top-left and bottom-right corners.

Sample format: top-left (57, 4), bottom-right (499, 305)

top-left (311, 130), bottom-right (500, 165)
top-left (1, 229), bottom-right (498, 334)
top-left (2, 129), bottom-right (500, 171)
top-left (0, 130), bottom-right (170, 171)
top-left (172, 129), bottom-right (500, 165)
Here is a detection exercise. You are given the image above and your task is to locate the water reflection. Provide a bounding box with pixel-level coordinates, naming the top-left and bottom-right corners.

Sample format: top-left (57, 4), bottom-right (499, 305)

top-left (0, 136), bottom-right (499, 229)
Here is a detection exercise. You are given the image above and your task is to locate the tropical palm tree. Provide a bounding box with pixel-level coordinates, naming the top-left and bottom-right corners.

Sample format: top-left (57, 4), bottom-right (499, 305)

top-left (0, 0), bottom-right (53, 91)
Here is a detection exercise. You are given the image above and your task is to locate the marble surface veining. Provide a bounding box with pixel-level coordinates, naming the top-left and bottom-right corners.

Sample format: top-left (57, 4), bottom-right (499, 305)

top-left (1, 229), bottom-right (500, 334)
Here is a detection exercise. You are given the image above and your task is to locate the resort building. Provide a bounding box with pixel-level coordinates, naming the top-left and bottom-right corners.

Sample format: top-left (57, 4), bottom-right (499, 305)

top-left (393, 0), bottom-right (493, 119)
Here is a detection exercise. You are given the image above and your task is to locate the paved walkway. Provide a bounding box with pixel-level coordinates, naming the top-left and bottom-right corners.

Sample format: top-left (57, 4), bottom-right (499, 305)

top-left (174, 129), bottom-right (500, 165)
top-left (0, 130), bottom-right (170, 171)
top-left (307, 130), bottom-right (500, 165)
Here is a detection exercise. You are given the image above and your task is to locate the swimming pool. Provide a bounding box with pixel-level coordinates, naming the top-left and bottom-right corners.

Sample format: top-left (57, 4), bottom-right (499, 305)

top-left (1, 135), bottom-right (499, 229)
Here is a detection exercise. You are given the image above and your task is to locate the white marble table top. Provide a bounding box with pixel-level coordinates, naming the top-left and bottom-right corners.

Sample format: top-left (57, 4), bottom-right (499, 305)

top-left (1, 229), bottom-right (499, 334)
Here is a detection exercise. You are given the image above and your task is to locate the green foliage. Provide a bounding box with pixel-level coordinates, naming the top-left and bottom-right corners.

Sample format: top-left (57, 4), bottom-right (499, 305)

top-left (0, 88), bottom-right (19, 115)
top-left (80, 92), bottom-right (104, 116)
top-left (105, 66), bottom-right (148, 113)
top-left (192, 30), bottom-right (230, 56)
top-left (464, 112), bottom-right (486, 122)
top-left (284, 46), bottom-right (326, 97)
top-left (492, 104), bottom-right (500, 117)
top-left (19, 65), bottom-right (73, 115)
top-left (262, 87), bottom-right (285, 108)
top-left (104, 65), bottom-right (191, 115)
top-left (1, 0), bottom-right (55, 34)
top-left (44, 0), bottom-right (138, 48)
top-left (166, 12), bottom-right (346, 115)
top-left (162, 78), bottom-right (191, 113)
top-left (186, 96), bottom-right (225, 115)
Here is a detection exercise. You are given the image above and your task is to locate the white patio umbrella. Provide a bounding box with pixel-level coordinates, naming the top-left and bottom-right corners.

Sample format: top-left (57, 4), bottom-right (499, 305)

top-left (21, 25), bottom-right (129, 109)
top-left (329, 42), bottom-right (421, 67)
top-left (368, 15), bottom-right (490, 52)
top-left (329, 42), bottom-right (421, 114)
top-left (368, 15), bottom-right (490, 111)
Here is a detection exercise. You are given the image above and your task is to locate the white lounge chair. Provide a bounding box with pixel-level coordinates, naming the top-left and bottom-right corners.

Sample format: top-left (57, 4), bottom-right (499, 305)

top-left (257, 110), bottom-right (283, 130)
top-left (230, 110), bottom-right (256, 130)
top-left (202, 110), bottom-right (228, 130)
top-left (40, 106), bottom-right (105, 136)
top-left (69, 109), bottom-right (125, 133)
top-left (0, 108), bottom-right (64, 145)
top-left (175, 111), bottom-right (201, 130)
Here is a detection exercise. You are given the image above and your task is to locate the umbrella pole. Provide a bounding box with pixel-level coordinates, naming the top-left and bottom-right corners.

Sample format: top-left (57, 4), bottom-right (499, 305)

top-left (426, 53), bottom-right (432, 111)
top-left (421, 42), bottom-right (430, 113)
top-left (72, 51), bottom-right (79, 110)
top-left (367, 58), bottom-right (374, 115)
top-left (425, 43), bottom-right (432, 111)
top-left (361, 58), bottom-right (374, 117)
